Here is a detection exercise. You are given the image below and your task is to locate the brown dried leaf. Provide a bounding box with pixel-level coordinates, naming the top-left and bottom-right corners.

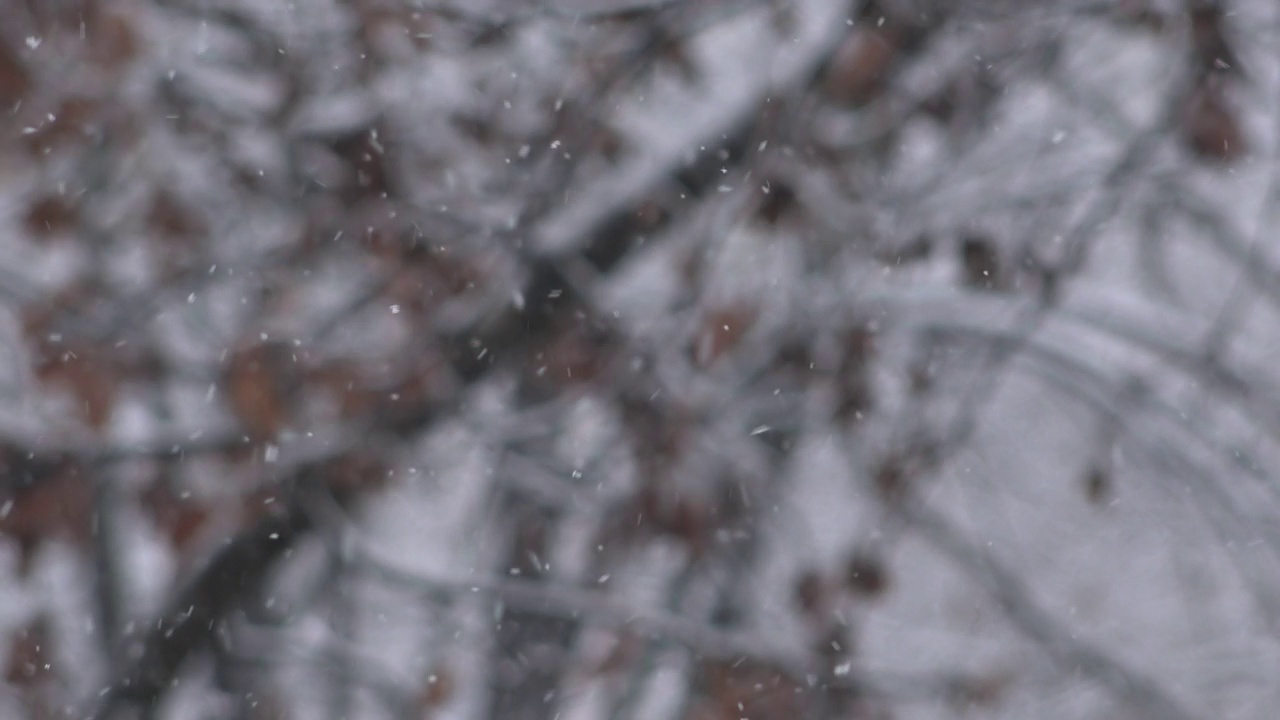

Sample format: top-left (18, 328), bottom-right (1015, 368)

top-left (1113, 0), bottom-right (1165, 31)
top-left (421, 250), bottom-right (487, 297)
top-left (0, 460), bottom-right (91, 559)
top-left (833, 376), bottom-right (873, 424)
top-left (384, 270), bottom-right (436, 319)
top-left (876, 234), bottom-right (932, 266)
top-left (592, 631), bottom-right (643, 676)
top-left (621, 396), bottom-right (691, 479)
top-left (379, 359), bottom-right (451, 423)
top-left (768, 0), bottom-right (797, 35)
top-left (871, 455), bottom-right (909, 502)
top-left (357, 5), bottom-right (434, 54)
top-left (417, 663), bottom-right (456, 712)
top-left (1083, 465), bottom-right (1111, 505)
top-left (947, 670), bottom-right (1012, 711)
top-left (5, 615), bottom-right (53, 687)
top-left (700, 660), bottom-right (811, 720)
top-left (306, 360), bottom-right (375, 420)
top-left (141, 480), bottom-right (212, 554)
top-left (22, 282), bottom-right (97, 354)
top-left (324, 451), bottom-right (392, 503)
top-left (594, 123), bottom-right (627, 164)
top-left (620, 484), bottom-right (714, 556)
top-left (34, 344), bottom-right (118, 430)
top-left (842, 323), bottom-right (878, 372)
top-left (844, 549), bottom-right (890, 598)
top-left (793, 569), bottom-right (828, 617)
top-left (1190, 2), bottom-right (1240, 76)
top-left (692, 307), bottom-right (756, 368)
top-left (824, 27), bottom-right (899, 106)
top-left (147, 190), bottom-right (204, 238)
top-left (755, 178), bottom-right (798, 226)
top-left (665, 499), bottom-right (712, 557)
top-left (91, 11), bottom-right (139, 70)
top-left (239, 484), bottom-right (291, 526)
top-left (23, 195), bottom-right (80, 239)
top-left (0, 38), bottom-right (28, 106)
top-left (450, 113), bottom-right (495, 144)
top-left (331, 126), bottom-right (392, 198)
top-left (1183, 82), bottom-right (1245, 162)
top-left (657, 35), bottom-right (700, 85)
top-left (22, 95), bottom-right (100, 155)
top-left (225, 342), bottom-right (292, 441)
top-left (816, 623), bottom-right (855, 665)
top-left (960, 235), bottom-right (1004, 291)
top-left (773, 339), bottom-right (813, 379)
top-left (246, 686), bottom-right (292, 720)
top-left (534, 324), bottom-right (611, 388)
top-left (65, 353), bottom-right (116, 430)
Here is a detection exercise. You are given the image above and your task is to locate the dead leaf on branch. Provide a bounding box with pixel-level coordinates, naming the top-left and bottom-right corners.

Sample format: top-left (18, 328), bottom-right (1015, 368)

top-left (589, 631), bottom-right (643, 676)
top-left (305, 360), bottom-right (375, 421)
top-left (22, 95), bottom-right (105, 156)
top-left (1182, 81), bottom-right (1245, 163)
top-left (872, 455), bottom-right (910, 503)
top-left (0, 458), bottom-right (91, 575)
top-left (793, 568), bottom-right (829, 617)
top-left (147, 189), bottom-right (205, 239)
top-left (753, 177), bottom-right (799, 227)
top-left (823, 26), bottom-right (900, 106)
top-left (841, 321), bottom-right (878, 373)
top-left (694, 659), bottom-right (813, 720)
top-left (90, 10), bottom-right (139, 71)
top-left (1190, 1), bottom-right (1241, 77)
top-left (225, 341), bottom-right (295, 441)
top-left (23, 194), bottom-right (80, 240)
top-left (1083, 465), bottom-right (1112, 505)
top-left (34, 346), bottom-right (118, 430)
top-left (416, 662), bottom-right (456, 715)
top-left (420, 249), bottom-right (489, 297)
top-left (768, 0), bottom-right (796, 35)
top-left (23, 0), bottom-right (95, 35)
top-left (692, 306), bottom-right (756, 368)
top-left (919, 66), bottom-right (1002, 137)
top-left (960, 235), bottom-right (1005, 291)
top-left (68, 354), bottom-right (116, 430)
top-left (5, 614), bottom-right (54, 687)
top-left (330, 125), bottom-right (393, 199)
top-left (844, 548), bottom-right (890, 598)
top-left (322, 451), bottom-right (393, 504)
top-left (355, 3), bottom-right (435, 54)
top-left (875, 234), bottom-right (932, 266)
top-left (0, 37), bottom-right (28, 106)
top-left (610, 482), bottom-right (717, 558)
top-left (816, 623), bottom-right (855, 667)
top-left (656, 33), bottom-right (700, 85)
top-left (1112, 0), bottom-right (1166, 31)
top-left (834, 375), bottom-right (873, 424)
top-left (526, 322), bottom-right (614, 395)
top-left (140, 476), bottom-right (213, 556)
top-left (946, 669), bottom-right (1012, 712)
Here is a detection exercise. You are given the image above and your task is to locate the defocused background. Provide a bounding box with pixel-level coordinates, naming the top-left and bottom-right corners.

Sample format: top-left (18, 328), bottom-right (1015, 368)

top-left (0, 1), bottom-right (1278, 718)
